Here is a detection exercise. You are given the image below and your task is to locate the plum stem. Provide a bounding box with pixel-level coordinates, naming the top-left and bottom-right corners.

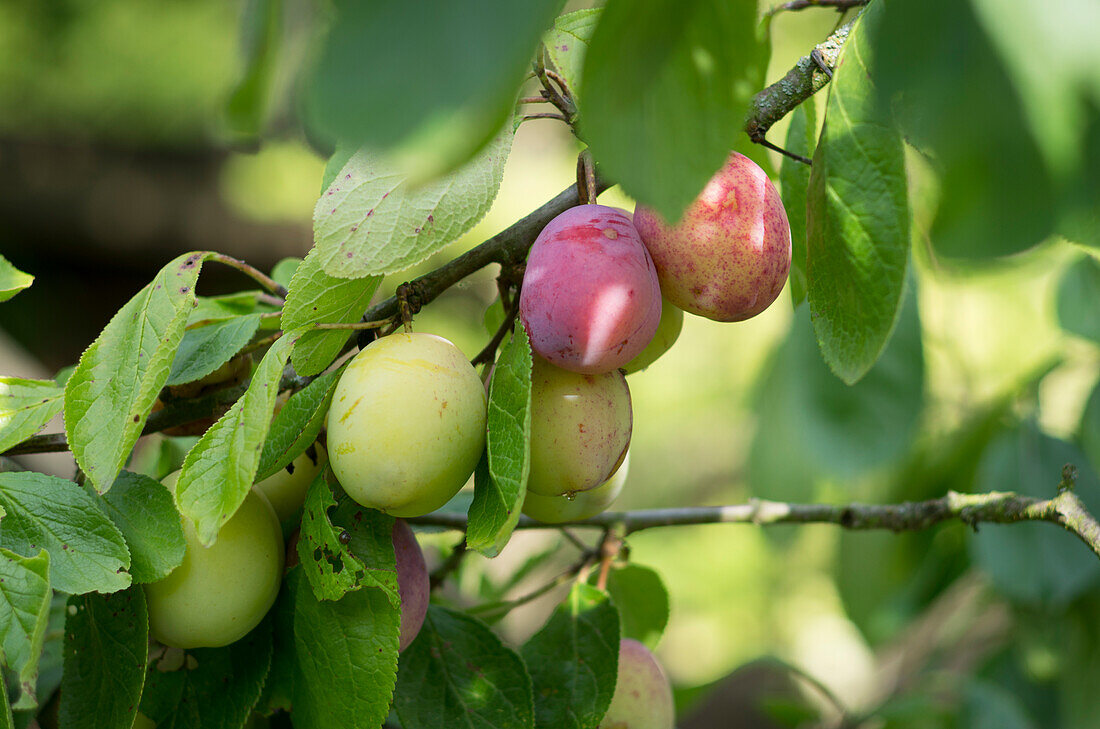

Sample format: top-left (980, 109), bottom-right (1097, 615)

top-left (766, 0), bottom-right (869, 16)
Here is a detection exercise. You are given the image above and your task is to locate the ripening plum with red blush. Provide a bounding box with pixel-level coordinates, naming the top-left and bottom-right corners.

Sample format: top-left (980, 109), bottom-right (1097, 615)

top-left (520, 205), bottom-right (662, 374)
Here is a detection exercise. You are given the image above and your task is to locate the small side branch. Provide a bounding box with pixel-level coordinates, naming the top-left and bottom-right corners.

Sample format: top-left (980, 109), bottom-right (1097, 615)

top-left (767, 0), bottom-right (869, 16)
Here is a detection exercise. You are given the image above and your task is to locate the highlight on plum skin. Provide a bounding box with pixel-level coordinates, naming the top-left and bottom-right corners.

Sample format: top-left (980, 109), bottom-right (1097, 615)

top-left (520, 204), bottom-right (662, 375)
top-left (599, 638), bottom-right (676, 729)
top-left (634, 152), bottom-right (791, 323)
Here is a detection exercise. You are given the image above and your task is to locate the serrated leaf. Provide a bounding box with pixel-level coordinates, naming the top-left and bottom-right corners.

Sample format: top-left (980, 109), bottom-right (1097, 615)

top-left (290, 570), bottom-right (399, 729)
top-left (84, 471), bottom-right (185, 584)
top-left (521, 583), bottom-right (618, 729)
top-left (225, 0), bottom-right (282, 139)
top-left (0, 257), bottom-right (33, 304)
top-left (140, 619), bottom-right (272, 729)
top-left (312, 128), bottom-right (512, 279)
top-left (176, 330), bottom-right (298, 546)
top-left (305, 0), bottom-right (560, 181)
top-left (58, 589), bottom-right (147, 729)
top-left (64, 252), bottom-right (211, 493)
top-left (188, 292), bottom-right (263, 325)
top-left (971, 423), bottom-right (1100, 606)
top-left (1056, 254), bottom-right (1100, 344)
top-left (0, 377), bottom-right (63, 454)
top-left (0, 472), bottom-right (130, 594)
top-left (582, 0), bottom-right (766, 222)
top-left (544, 9), bottom-right (600, 104)
top-left (781, 101), bottom-right (817, 307)
top-left (283, 250), bottom-right (380, 376)
top-left (256, 364), bottom-right (344, 481)
top-left (165, 314), bottom-right (262, 387)
top-left (806, 1), bottom-right (909, 385)
top-left (0, 549), bottom-right (50, 710)
top-left (601, 564), bottom-right (669, 651)
top-left (468, 327), bottom-right (532, 557)
top-left (297, 475), bottom-right (398, 603)
top-left (395, 605), bottom-right (534, 729)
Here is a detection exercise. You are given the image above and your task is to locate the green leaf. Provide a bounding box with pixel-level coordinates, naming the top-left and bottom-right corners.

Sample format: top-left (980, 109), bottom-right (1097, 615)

top-left (749, 284), bottom-right (924, 502)
top-left (468, 327), bottom-right (532, 557)
top-left (283, 250), bottom-right (380, 376)
top-left (58, 589), bottom-right (148, 729)
top-left (601, 564), bottom-right (669, 651)
top-left (395, 606), bottom-right (534, 729)
top-left (305, 0), bottom-right (561, 180)
top-left (780, 101), bottom-right (817, 308)
top-left (0, 377), bottom-right (63, 454)
top-left (0, 472), bottom-right (130, 594)
top-left (963, 680), bottom-right (1038, 729)
top-left (870, 0), bottom-right (1055, 259)
top-left (0, 680), bottom-right (11, 729)
top-left (581, 0), bottom-right (766, 222)
top-left (84, 471), bottom-right (185, 584)
top-left (175, 331), bottom-right (298, 546)
top-left (312, 128), bottom-right (512, 279)
top-left (544, 9), bottom-right (600, 104)
top-left (290, 570), bottom-right (399, 729)
top-left (0, 549), bottom-right (50, 709)
top-left (270, 257), bottom-right (302, 291)
top-left (256, 583), bottom-right (296, 715)
top-left (225, 0), bottom-right (282, 139)
top-left (1082, 381), bottom-right (1100, 476)
top-left (188, 292), bottom-right (263, 325)
top-left (64, 252), bottom-right (210, 493)
top-left (165, 314), bottom-right (262, 387)
top-left (1056, 254), bottom-right (1100, 344)
top-left (806, 1), bottom-right (910, 385)
top-left (140, 619), bottom-right (272, 729)
top-left (970, 423), bottom-right (1100, 606)
top-left (297, 475), bottom-right (399, 603)
top-left (521, 583), bottom-right (619, 729)
top-left (0, 257), bottom-right (33, 304)
top-left (256, 365), bottom-right (344, 481)
top-left (321, 145), bottom-right (356, 195)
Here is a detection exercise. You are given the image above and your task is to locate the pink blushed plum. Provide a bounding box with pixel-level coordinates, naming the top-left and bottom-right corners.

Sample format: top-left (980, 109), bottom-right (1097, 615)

top-left (634, 153), bottom-right (791, 322)
top-left (392, 519), bottom-right (429, 652)
top-left (599, 639), bottom-right (675, 729)
top-left (520, 205), bottom-right (662, 374)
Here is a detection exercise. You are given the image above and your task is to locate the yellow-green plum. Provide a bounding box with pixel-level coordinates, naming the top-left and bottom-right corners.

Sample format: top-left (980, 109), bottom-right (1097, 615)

top-left (522, 452), bottom-right (629, 523)
top-left (145, 472), bottom-right (284, 649)
top-left (527, 356), bottom-right (631, 497)
top-left (600, 639), bottom-right (675, 729)
top-left (326, 332), bottom-right (486, 517)
top-left (622, 299), bottom-right (683, 374)
top-left (254, 443), bottom-right (327, 523)
top-left (634, 152), bottom-right (791, 322)
top-left (392, 519), bottom-right (429, 651)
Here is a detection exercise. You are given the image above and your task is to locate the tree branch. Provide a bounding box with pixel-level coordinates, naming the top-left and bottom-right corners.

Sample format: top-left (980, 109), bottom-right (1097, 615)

top-left (408, 490), bottom-right (1100, 561)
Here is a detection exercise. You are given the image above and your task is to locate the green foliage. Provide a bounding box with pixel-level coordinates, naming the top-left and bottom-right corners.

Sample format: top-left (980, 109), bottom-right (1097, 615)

top-left (395, 606), bottom-right (534, 729)
top-left (581, 0), bottom-right (765, 222)
top-left (58, 590), bottom-right (148, 729)
top-left (0, 377), bottom-right (63, 454)
top-left (468, 327), bottom-right (532, 557)
top-left (225, 0), bottom-right (282, 140)
top-left (0, 257), bottom-right (33, 304)
top-left (0, 549), bottom-right (50, 709)
top-left (165, 315), bottom-right (262, 387)
top-left (1082, 382), bottom-right (1100, 475)
top-left (256, 365), bottom-right (343, 481)
top-left (807, 0), bottom-right (909, 384)
top-left (1056, 254), bottom-right (1100, 344)
top-left (780, 101), bottom-right (816, 308)
top-left (601, 564), bottom-right (669, 650)
top-left (543, 9), bottom-right (600, 104)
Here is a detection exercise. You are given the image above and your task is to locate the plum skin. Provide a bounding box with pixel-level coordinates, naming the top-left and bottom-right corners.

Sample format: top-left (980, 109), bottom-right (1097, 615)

top-left (522, 452), bottom-right (629, 523)
top-left (520, 204), bottom-right (662, 374)
top-left (600, 639), bottom-right (675, 729)
top-left (254, 443), bottom-right (327, 524)
top-left (622, 299), bottom-right (683, 374)
top-left (392, 519), bottom-right (429, 651)
top-left (526, 356), bottom-right (632, 497)
top-left (145, 472), bottom-right (284, 649)
top-left (634, 152), bottom-right (791, 322)
top-left (326, 332), bottom-right (486, 517)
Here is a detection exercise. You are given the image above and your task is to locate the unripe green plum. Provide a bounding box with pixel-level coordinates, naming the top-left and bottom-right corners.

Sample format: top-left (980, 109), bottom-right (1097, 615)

top-left (600, 639), bottom-right (675, 729)
top-left (254, 443), bottom-right (327, 523)
top-left (392, 519), bottom-right (429, 651)
top-left (522, 452), bottom-right (629, 523)
top-left (134, 714), bottom-right (155, 729)
top-left (146, 472), bottom-right (284, 649)
top-left (326, 333), bottom-right (486, 517)
top-left (527, 356), bottom-right (631, 497)
top-left (634, 152), bottom-right (791, 322)
top-left (622, 300), bottom-right (683, 374)
top-left (520, 205), bottom-right (662, 374)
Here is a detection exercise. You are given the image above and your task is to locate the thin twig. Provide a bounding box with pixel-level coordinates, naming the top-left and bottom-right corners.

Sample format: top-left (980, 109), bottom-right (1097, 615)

top-left (209, 253), bottom-right (288, 298)
top-left (467, 550), bottom-right (597, 620)
top-left (520, 113), bottom-right (569, 123)
top-left (755, 137), bottom-right (813, 166)
top-left (429, 539), bottom-right (468, 591)
top-left (767, 0), bottom-right (869, 16)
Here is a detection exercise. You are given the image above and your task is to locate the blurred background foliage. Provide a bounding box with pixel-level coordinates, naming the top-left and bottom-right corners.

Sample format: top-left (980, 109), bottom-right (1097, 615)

top-left (1, 0), bottom-right (1099, 727)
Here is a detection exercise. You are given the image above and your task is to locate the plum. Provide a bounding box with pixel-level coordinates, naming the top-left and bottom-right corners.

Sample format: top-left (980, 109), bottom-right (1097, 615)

top-left (634, 152), bottom-right (791, 322)
top-left (600, 639), bottom-right (675, 729)
top-left (520, 205), bottom-right (662, 374)
top-left (522, 452), bottom-right (629, 523)
top-left (622, 299), bottom-right (683, 374)
top-left (392, 519), bottom-right (429, 651)
top-left (527, 356), bottom-right (631, 497)
top-left (326, 332), bottom-right (486, 517)
top-left (254, 443), bottom-right (327, 524)
top-left (146, 472), bottom-right (284, 649)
